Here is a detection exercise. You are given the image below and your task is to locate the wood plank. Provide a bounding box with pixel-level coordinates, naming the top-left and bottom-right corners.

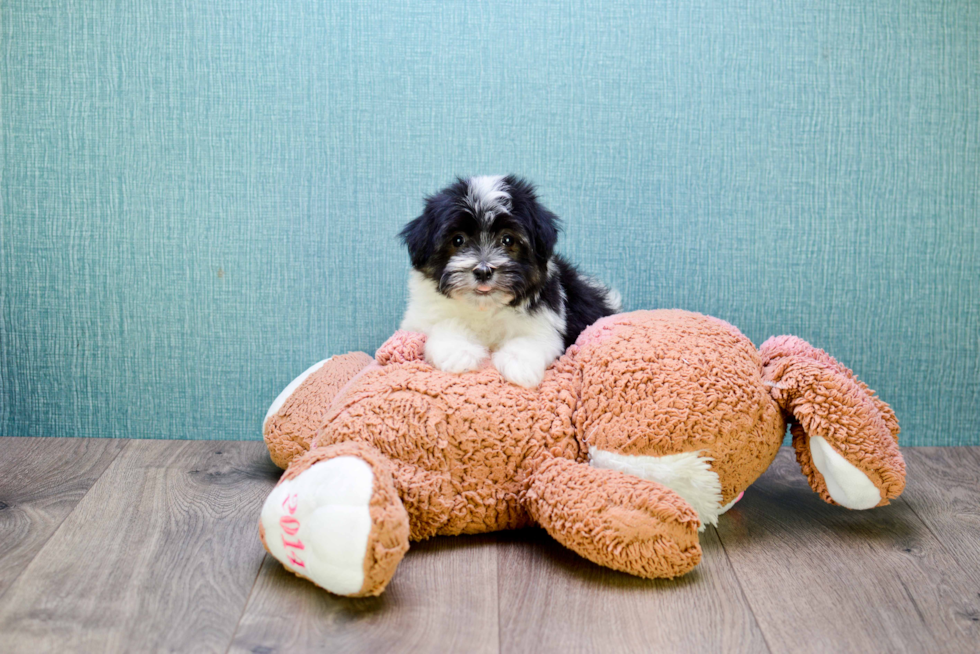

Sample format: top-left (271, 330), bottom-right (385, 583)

top-left (3, 441), bottom-right (976, 653)
top-left (901, 448), bottom-right (980, 578)
top-left (496, 526), bottom-right (769, 653)
top-left (716, 447), bottom-right (980, 653)
top-left (0, 437), bottom-right (126, 597)
top-left (230, 534), bottom-right (500, 654)
top-left (0, 440), bottom-right (280, 653)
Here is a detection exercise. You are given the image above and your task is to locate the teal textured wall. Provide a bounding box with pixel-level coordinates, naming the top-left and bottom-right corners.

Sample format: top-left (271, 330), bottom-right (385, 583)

top-left (2, 1), bottom-right (977, 444)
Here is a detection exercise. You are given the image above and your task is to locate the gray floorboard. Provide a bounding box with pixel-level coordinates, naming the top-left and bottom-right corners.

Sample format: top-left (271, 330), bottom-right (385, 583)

top-left (0, 440), bottom-right (279, 654)
top-left (495, 526), bottom-right (769, 654)
top-left (714, 448), bottom-right (980, 654)
top-left (0, 438), bottom-right (977, 653)
top-left (230, 535), bottom-right (500, 654)
top-left (0, 437), bottom-right (126, 598)
top-left (901, 448), bottom-right (980, 582)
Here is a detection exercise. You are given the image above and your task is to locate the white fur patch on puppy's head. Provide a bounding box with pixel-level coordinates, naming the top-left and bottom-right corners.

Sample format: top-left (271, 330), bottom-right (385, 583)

top-left (466, 175), bottom-right (511, 221)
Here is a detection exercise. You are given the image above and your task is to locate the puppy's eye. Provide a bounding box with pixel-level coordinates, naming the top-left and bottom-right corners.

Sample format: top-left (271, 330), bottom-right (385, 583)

top-left (501, 234), bottom-right (515, 247)
top-left (452, 235), bottom-right (465, 247)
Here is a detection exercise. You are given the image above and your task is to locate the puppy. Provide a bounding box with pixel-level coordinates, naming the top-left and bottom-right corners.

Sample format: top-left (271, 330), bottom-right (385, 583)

top-left (399, 175), bottom-right (620, 387)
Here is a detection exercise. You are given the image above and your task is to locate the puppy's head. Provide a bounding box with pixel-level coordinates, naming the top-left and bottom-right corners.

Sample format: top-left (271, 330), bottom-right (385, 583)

top-left (400, 175), bottom-right (559, 308)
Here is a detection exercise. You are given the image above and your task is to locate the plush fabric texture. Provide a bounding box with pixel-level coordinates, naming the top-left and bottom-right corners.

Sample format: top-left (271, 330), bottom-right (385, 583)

top-left (524, 457), bottom-right (702, 578)
top-left (263, 352), bottom-right (375, 469)
top-left (260, 441), bottom-right (410, 596)
top-left (759, 336), bottom-right (905, 507)
top-left (574, 313), bottom-right (785, 506)
top-left (261, 309), bottom-right (905, 595)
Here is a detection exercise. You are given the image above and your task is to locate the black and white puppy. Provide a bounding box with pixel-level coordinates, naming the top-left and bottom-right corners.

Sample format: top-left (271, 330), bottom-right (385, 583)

top-left (399, 175), bottom-right (621, 387)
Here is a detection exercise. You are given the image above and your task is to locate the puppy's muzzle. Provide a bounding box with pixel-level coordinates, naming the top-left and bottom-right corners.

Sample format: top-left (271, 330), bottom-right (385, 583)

top-left (473, 264), bottom-right (495, 283)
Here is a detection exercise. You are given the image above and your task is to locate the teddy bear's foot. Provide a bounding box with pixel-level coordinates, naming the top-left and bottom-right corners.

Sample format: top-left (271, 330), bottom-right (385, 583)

top-left (259, 443), bottom-right (410, 596)
top-left (761, 335), bottom-right (905, 508)
top-left (806, 435), bottom-right (881, 509)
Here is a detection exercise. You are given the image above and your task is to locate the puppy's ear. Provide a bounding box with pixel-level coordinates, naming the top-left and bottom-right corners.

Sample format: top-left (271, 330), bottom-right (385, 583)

top-left (506, 176), bottom-right (561, 264)
top-left (399, 210), bottom-right (433, 269)
top-left (530, 205), bottom-right (560, 260)
top-left (401, 190), bottom-right (453, 269)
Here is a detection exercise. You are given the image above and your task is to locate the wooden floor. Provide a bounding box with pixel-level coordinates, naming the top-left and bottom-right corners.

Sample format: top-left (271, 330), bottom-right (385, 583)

top-left (0, 439), bottom-right (978, 653)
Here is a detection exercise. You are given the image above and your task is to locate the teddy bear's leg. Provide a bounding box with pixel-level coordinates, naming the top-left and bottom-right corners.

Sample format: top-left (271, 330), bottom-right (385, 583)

top-left (259, 441), bottom-right (410, 597)
top-left (522, 457), bottom-right (703, 579)
top-left (760, 336), bottom-right (905, 509)
top-left (384, 461), bottom-right (456, 540)
top-left (263, 352), bottom-right (375, 469)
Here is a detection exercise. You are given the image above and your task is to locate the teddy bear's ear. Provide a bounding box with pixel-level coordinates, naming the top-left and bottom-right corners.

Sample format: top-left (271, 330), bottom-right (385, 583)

top-left (760, 336), bottom-right (905, 510)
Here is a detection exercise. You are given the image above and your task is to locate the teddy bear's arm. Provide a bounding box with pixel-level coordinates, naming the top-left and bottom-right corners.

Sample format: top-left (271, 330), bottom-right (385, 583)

top-left (375, 330), bottom-right (428, 365)
top-left (522, 457), bottom-right (703, 579)
top-left (761, 336), bottom-right (905, 509)
top-left (264, 352), bottom-right (376, 469)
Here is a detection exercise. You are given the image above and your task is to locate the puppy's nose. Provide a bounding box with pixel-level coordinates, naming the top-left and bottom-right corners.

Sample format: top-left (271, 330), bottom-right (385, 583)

top-left (473, 264), bottom-right (494, 282)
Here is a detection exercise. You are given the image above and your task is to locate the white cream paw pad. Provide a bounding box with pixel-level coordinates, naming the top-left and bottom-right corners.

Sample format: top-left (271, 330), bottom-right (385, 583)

top-left (589, 447), bottom-right (723, 530)
top-left (809, 436), bottom-right (881, 510)
top-left (261, 456), bottom-right (374, 595)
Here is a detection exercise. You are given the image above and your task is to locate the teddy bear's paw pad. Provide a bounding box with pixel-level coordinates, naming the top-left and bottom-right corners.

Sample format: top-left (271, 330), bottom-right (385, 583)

top-left (261, 456), bottom-right (374, 595)
top-left (718, 491), bottom-right (744, 515)
top-left (809, 436), bottom-right (881, 509)
top-left (263, 358), bottom-right (332, 429)
top-left (589, 447), bottom-right (723, 529)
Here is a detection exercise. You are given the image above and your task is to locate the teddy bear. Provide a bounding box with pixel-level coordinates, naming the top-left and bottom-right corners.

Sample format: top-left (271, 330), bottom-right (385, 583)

top-left (259, 309), bottom-right (904, 597)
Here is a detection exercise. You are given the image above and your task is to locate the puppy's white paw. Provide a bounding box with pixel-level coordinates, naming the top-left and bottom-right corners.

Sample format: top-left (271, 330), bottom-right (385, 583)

top-left (426, 337), bottom-right (488, 373)
top-left (493, 348), bottom-right (547, 388)
top-left (260, 457), bottom-right (374, 595)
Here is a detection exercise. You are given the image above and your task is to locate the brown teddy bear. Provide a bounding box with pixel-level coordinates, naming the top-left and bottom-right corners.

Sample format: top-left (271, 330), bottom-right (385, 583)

top-left (259, 310), bottom-right (904, 597)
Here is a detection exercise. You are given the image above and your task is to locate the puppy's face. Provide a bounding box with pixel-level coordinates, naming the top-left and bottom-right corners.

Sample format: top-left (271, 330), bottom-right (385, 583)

top-left (400, 176), bottom-right (559, 309)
